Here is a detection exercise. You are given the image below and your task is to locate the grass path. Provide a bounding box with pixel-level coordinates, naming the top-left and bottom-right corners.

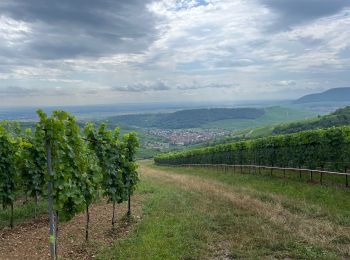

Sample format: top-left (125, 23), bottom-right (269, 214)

top-left (100, 162), bottom-right (350, 259)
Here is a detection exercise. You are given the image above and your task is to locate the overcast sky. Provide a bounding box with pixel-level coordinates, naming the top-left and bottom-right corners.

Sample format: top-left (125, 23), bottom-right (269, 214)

top-left (1, 0), bottom-right (350, 106)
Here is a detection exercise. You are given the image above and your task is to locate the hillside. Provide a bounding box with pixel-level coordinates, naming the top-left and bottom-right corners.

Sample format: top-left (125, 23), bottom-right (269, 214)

top-left (295, 87), bottom-right (350, 104)
top-left (107, 108), bottom-right (265, 129)
top-left (201, 106), bottom-right (316, 130)
top-left (273, 106), bottom-right (350, 134)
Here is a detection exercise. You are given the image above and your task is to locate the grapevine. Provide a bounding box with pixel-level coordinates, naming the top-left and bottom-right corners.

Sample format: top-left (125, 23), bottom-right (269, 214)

top-left (155, 126), bottom-right (350, 173)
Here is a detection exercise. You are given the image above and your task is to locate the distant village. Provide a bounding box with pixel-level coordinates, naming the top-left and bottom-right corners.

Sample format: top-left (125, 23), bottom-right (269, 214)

top-left (145, 128), bottom-right (229, 149)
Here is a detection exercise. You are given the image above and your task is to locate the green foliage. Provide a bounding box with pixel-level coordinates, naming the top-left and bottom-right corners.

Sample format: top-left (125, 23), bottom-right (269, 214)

top-left (18, 128), bottom-right (46, 200)
top-left (155, 126), bottom-right (350, 172)
top-left (0, 123), bottom-right (19, 209)
top-left (0, 109), bottom-right (139, 233)
top-left (81, 145), bottom-right (102, 208)
top-left (273, 106), bottom-right (350, 134)
top-left (122, 133), bottom-right (139, 194)
top-left (84, 123), bottom-right (125, 204)
top-left (37, 110), bottom-right (99, 220)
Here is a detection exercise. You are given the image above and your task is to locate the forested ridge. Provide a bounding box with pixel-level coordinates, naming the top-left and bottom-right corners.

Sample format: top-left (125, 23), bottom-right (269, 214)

top-left (273, 106), bottom-right (350, 134)
top-left (295, 87), bottom-right (350, 103)
top-left (107, 108), bottom-right (265, 129)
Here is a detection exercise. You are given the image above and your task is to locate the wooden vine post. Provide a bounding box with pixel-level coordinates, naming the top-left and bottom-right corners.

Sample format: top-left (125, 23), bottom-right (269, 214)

top-left (45, 131), bottom-right (56, 260)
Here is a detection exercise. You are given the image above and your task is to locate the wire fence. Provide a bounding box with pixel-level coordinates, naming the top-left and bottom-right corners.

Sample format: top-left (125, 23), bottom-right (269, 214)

top-left (157, 163), bottom-right (350, 188)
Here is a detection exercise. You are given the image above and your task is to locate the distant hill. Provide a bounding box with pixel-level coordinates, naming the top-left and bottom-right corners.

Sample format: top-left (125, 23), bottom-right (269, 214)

top-left (273, 106), bottom-right (350, 134)
top-left (107, 108), bottom-right (265, 129)
top-left (295, 87), bottom-right (350, 104)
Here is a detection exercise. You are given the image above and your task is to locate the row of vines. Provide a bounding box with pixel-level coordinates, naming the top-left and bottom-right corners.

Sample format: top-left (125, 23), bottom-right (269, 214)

top-left (155, 126), bottom-right (350, 173)
top-left (0, 110), bottom-right (139, 259)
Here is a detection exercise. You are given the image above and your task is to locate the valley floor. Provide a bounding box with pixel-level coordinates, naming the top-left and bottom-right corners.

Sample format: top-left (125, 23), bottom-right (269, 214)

top-left (1, 161), bottom-right (349, 259)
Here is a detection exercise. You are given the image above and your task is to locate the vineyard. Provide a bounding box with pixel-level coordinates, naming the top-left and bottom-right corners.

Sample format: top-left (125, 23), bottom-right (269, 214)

top-left (155, 126), bottom-right (350, 186)
top-left (0, 110), bottom-right (139, 259)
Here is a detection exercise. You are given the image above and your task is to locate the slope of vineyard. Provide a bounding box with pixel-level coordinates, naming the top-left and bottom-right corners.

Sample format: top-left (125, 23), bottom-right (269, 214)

top-left (273, 106), bottom-right (350, 134)
top-left (155, 126), bottom-right (350, 173)
top-left (0, 110), bottom-right (139, 259)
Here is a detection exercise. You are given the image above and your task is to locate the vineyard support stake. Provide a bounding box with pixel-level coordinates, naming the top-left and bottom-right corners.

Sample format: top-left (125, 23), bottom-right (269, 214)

top-left (86, 205), bottom-right (90, 241)
top-left (45, 136), bottom-right (56, 260)
top-left (10, 202), bottom-right (14, 229)
top-left (127, 176), bottom-right (131, 217)
top-left (112, 200), bottom-right (116, 229)
top-left (55, 211), bottom-right (59, 256)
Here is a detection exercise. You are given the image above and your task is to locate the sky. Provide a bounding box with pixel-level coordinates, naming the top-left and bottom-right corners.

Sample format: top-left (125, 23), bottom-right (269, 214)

top-left (0, 0), bottom-right (350, 106)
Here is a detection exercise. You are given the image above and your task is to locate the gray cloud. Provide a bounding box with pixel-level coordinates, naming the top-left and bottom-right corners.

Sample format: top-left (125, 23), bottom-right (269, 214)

top-left (178, 83), bottom-right (238, 90)
top-left (260, 0), bottom-right (350, 30)
top-left (0, 86), bottom-right (40, 96)
top-left (213, 59), bottom-right (255, 68)
top-left (0, 0), bottom-right (157, 60)
top-left (0, 86), bottom-right (75, 97)
top-left (273, 80), bottom-right (297, 87)
top-left (112, 81), bottom-right (172, 92)
top-left (1, 0), bottom-right (350, 106)
top-left (111, 81), bottom-right (238, 92)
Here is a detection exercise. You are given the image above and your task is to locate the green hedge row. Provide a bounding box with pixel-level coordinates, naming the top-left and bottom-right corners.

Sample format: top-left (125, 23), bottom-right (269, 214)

top-left (155, 126), bottom-right (350, 172)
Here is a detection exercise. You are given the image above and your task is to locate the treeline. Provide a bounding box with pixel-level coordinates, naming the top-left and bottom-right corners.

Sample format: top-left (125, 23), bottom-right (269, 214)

top-left (273, 106), bottom-right (350, 134)
top-left (155, 126), bottom-right (350, 172)
top-left (0, 110), bottom-right (139, 258)
top-left (108, 108), bottom-right (265, 129)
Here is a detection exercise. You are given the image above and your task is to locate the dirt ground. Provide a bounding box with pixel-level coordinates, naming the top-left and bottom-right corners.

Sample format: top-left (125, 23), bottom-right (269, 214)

top-left (0, 195), bottom-right (145, 260)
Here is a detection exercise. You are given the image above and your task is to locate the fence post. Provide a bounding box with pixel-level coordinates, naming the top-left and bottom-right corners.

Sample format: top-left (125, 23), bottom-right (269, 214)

top-left (45, 133), bottom-right (56, 260)
top-left (310, 170), bottom-right (313, 182)
top-left (320, 172), bottom-right (323, 185)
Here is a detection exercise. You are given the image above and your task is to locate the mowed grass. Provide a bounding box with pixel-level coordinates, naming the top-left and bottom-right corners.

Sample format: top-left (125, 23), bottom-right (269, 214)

top-left (98, 161), bottom-right (350, 259)
top-left (154, 164), bottom-right (350, 226)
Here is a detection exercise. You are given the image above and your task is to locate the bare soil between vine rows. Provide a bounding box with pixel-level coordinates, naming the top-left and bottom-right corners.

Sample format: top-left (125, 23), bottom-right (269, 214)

top-left (0, 195), bottom-right (145, 259)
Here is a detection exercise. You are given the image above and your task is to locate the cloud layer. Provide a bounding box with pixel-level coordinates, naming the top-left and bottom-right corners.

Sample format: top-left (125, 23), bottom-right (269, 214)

top-left (0, 0), bottom-right (350, 106)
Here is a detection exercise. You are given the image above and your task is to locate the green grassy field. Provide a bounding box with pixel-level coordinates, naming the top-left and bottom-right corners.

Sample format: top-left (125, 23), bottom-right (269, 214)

top-left (98, 161), bottom-right (350, 259)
